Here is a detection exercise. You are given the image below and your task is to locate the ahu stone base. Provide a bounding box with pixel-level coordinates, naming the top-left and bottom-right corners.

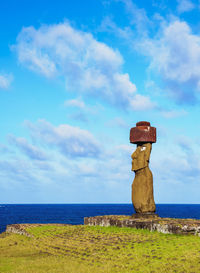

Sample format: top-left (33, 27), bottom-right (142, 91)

top-left (84, 215), bottom-right (200, 236)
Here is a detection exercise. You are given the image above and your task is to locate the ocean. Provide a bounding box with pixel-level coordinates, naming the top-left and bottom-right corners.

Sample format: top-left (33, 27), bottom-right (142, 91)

top-left (1, 204), bottom-right (200, 234)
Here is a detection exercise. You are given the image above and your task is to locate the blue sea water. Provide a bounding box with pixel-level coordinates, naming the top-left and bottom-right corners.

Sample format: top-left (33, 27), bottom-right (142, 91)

top-left (0, 204), bottom-right (200, 234)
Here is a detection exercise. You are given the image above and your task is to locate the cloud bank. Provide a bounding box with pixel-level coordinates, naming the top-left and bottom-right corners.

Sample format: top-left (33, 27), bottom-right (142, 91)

top-left (8, 135), bottom-right (47, 161)
top-left (2, 118), bottom-right (200, 203)
top-left (25, 119), bottom-right (101, 158)
top-left (14, 22), bottom-right (154, 110)
top-left (177, 0), bottom-right (195, 14)
top-left (141, 20), bottom-right (200, 103)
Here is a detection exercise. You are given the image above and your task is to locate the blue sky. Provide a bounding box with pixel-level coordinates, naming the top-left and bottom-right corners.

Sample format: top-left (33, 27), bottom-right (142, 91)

top-left (1, 0), bottom-right (200, 204)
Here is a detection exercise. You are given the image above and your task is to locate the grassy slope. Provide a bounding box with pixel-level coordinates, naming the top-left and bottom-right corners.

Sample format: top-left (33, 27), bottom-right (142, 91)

top-left (0, 224), bottom-right (200, 273)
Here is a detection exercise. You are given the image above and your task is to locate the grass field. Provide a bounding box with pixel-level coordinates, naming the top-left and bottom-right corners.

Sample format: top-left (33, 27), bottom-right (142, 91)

top-left (0, 224), bottom-right (200, 273)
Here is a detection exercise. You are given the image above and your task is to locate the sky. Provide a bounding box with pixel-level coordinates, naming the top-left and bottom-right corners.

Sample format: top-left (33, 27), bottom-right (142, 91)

top-left (1, 0), bottom-right (200, 204)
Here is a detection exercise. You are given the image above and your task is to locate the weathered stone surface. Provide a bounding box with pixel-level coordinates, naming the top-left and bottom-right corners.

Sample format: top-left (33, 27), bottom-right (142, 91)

top-left (6, 224), bottom-right (33, 237)
top-left (131, 143), bottom-right (156, 213)
top-left (5, 223), bottom-right (70, 237)
top-left (131, 213), bottom-right (159, 219)
top-left (84, 215), bottom-right (200, 236)
top-left (6, 220), bottom-right (200, 237)
top-left (130, 121), bottom-right (156, 144)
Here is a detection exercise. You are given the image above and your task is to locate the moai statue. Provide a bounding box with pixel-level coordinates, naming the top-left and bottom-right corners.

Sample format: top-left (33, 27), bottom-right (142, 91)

top-left (130, 121), bottom-right (156, 215)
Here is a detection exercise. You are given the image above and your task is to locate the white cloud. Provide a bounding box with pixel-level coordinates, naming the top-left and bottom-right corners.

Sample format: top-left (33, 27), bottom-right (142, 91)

top-left (0, 118), bottom-right (134, 202)
top-left (14, 22), bottom-right (154, 110)
top-left (151, 137), bottom-right (200, 203)
top-left (65, 98), bottom-right (106, 123)
top-left (153, 140), bottom-right (200, 180)
top-left (0, 159), bottom-right (39, 185)
top-left (177, 0), bottom-right (195, 13)
top-left (8, 135), bottom-right (47, 161)
top-left (130, 94), bottom-right (155, 110)
top-left (103, 1), bottom-right (200, 105)
top-left (100, 16), bottom-right (133, 40)
top-left (141, 20), bottom-right (200, 103)
top-left (0, 74), bottom-right (12, 89)
top-left (64, 98), bottom-right (86, 109)
top-left (118, 0), bottom-right (150, 34)
top-left (25, 119), bottom-right (101, 158)
top-left (2, 119), bottom-right (200, 203)
top-left (144, 21), bottom-right (200, 83)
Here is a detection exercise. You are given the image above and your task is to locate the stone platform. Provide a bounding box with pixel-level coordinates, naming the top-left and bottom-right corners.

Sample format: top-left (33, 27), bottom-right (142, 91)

top-left (84, 215), bottom-right (200, 236)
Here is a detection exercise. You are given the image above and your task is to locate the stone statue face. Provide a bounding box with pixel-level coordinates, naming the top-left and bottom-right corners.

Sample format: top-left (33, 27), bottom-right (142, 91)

top-left (131, 143), bottom-right (152, 172)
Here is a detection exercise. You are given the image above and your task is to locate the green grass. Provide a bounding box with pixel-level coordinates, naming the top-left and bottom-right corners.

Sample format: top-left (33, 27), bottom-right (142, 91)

top-left (0, 224), bottom-right (200, 272)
